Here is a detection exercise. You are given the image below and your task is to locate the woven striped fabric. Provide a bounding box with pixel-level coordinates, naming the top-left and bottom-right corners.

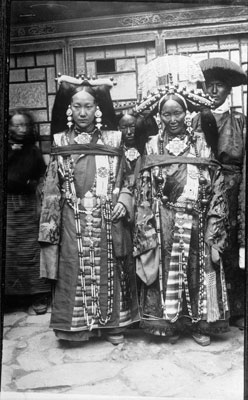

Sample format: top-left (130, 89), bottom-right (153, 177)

top-left (5, 193), bottom-right (50, 295)
top-left (164, 212), bottom-right (193, 321)
top-left (70, 197), bottom-right (133, 331)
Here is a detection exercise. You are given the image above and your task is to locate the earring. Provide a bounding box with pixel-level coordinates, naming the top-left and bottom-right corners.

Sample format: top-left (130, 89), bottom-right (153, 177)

top-left (184, 112), bottom-right (193, 136)
top-left (155, 112), bottom-right (162, 130)
top-left (95, 106), bottom-right (102, 130)
top-left (66, 105), bottom-right (73, 128)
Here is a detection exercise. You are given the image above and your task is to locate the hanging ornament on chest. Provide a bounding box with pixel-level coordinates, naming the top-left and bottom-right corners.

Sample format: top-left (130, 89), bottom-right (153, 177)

top-left (74, 132), bottom-right (93, 144)
top-left (125, 147), bottom-right (140, 162)
top-left (166, 137), bottom-right (188, 156)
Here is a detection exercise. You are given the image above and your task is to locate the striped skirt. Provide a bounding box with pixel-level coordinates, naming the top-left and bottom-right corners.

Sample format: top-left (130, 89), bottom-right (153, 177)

top-left (5, 193), bottom-right (50, 296)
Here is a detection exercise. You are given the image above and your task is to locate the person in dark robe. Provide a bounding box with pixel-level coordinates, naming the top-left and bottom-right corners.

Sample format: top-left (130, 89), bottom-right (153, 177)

top-left (196, 57), bottom-right (247, 330)
top-left (5, 108), bottom-right (51, 314)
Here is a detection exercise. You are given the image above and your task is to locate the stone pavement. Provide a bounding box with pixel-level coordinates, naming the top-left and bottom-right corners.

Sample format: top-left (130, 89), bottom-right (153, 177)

top-left (0, 306), bottom-right (244, 400)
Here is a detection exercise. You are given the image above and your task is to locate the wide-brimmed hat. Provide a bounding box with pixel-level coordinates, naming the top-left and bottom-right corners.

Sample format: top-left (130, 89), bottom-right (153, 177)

top-left (199, 58), bottom-right (247, 87)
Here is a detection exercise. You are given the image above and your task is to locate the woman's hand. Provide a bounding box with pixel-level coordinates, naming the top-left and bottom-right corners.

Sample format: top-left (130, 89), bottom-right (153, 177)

top-left (112, 202), bottom-right (126, 222)
top-left (11, 143), bottom-right (23, 150)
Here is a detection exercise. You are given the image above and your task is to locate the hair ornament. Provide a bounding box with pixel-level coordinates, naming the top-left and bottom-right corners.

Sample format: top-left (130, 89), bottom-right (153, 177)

top-left (56, 73), bottom-right (117, 88)
top-left (133, 85), bottom-right (215, 116)
top-left (113, 100), bottom-right (137, 112)
top-left (66, 105), bottom-right (73, 128)
top-left (95, 106), bottom-right (102, 130)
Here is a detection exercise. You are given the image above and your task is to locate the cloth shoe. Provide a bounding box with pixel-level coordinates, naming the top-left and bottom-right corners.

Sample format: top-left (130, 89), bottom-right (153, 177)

top-left (105, 334), bottom-right (124, 345)
top-left (168, 333), bottom-right (180, 344)
top-left (230, 317), bottom-right (244, 330)
top-left (32, 294), bottom-right (48, 315)
top-left (192, 333), bottom-right (211, 346)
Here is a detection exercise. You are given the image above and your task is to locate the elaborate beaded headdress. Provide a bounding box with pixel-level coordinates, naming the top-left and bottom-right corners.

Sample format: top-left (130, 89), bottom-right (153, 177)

top-left (134, 54), bottom-right (215, 116)
top-left (56, 73), bottom-right (117, 88)
top-left (51, 74), bottom-right (117, 135)
top-left (138, 54), bottom-right (206, 98)
top-left (132, 83), bottom-right (215, 116)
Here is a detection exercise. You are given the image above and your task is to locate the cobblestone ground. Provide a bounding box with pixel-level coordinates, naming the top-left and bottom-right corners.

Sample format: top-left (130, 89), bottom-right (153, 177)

top-left (1, 306), bottom-right (244, 400)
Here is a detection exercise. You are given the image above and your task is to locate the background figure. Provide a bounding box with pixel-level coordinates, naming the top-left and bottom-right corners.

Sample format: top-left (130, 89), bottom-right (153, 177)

top-left (39, 76), bottom-right (139, 345)
top-left (198, 58), bottom-right (246, 330)
top-left (133, 88), bottom-right (230, 346)
top-left (5, 108), bottom-right (50, 314)
top-left (118, 112), bottom-right (141, 182)
top-left (118, 111), bottom-right (158, 307)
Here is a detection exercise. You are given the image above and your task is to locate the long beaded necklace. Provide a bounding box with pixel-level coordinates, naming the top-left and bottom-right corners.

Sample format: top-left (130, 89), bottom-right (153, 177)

top-left (155, 129), bottom-right (207, 322)
top-left (155, 133), bottom-right (192, 321)
top-left (154, 131), bottom-right (169, 317)
top-left (63, 129), bottom-right (115, 330)
top-left (192, 138), bottom-right (208, 320)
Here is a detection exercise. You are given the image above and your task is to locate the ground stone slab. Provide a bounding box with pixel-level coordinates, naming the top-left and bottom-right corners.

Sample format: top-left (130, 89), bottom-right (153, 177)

top-left (22, 331), bottom-right (60, 352)
top-left (1, 367), bottom-right (15, 389)
top-left (2, 340), bottom-right (17, 364)
top-left (63, 339), bottom-right (115, 363)
top-left (173, 351), bottom-right (233, 376)
top-left (47, 348), bottom-right (66, 365)
top-left (64, 377), bottom-right (138, 396)
top-left (5, 325), bottom-right (47, 341)
top-left (15, 361), bottom-right (125, 390)
top-left (4, 312), bottom-right (27, 327)
top-left (121, 359), bottom-right (195, 397)
top-left (16, 350), bottom-right (52, 372)
top-left (24, 313), bottom-right (51, 325)
top-left (175, 368), bottom-right (244, 400)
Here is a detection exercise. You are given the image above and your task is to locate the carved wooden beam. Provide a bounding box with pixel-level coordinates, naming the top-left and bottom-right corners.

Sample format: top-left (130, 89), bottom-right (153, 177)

top-left (10, 5), bottom-right (248, 42)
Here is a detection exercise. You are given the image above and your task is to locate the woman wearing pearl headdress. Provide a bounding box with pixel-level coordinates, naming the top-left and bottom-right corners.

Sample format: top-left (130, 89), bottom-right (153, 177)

top-left (38, 75), bottom-right (139, 344)
top-left (131, 82), bottom-right (230, 346)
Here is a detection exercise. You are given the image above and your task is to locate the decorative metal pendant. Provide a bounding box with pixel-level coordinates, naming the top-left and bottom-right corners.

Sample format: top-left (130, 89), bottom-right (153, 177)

top-left (74, 132), bottom-right (92, 144)
top-left (166, 137), bottom-right (188, 156)
top-left (125, 147), bottom-right (140, 162)
top-left (81, 191), bottom-right (95, 210)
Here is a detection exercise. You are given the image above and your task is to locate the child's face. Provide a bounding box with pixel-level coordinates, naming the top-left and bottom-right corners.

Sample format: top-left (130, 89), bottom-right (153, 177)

top-left (119, 114), bottom-right (136, 147)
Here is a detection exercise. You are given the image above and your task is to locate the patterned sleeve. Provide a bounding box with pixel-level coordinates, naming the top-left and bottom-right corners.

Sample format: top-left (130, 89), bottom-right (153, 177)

top-left (38, 155), bottom-right (62, 245)
top-left (204, 166), bottom-right (229, 256)
top-left (38, 154), bottom-right (62, 280)
top-left (237, 115), bottom-right (246, 247)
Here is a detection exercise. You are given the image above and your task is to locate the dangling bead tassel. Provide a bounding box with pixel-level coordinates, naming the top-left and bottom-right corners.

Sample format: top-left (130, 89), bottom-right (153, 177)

top-left (155, 112), bottom-right (162, 130)
top-left (66, 105), bottom-right (73, 129)
top-left (184, 111), bottom-right (193, 136)
top-left (95, 106), bottom-right (102, 130)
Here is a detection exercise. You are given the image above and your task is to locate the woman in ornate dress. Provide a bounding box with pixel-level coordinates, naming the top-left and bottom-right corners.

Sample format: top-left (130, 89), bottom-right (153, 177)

top-left (132, 86), bottom-right (230, 346)
top-left (38, 75), bottom-right (139, 344)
